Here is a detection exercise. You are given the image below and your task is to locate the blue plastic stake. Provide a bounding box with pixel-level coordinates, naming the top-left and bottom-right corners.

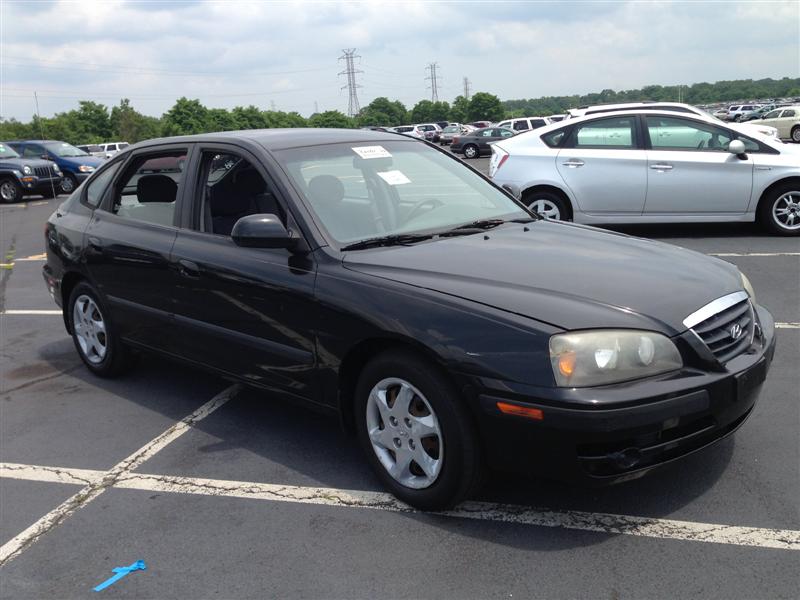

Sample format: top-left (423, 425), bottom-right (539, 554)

top-left (93, 560), bottom-right (147, 592)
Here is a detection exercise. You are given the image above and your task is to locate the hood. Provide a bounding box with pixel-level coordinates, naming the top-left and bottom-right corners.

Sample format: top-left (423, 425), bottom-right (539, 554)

top-left (730, 121), bottom-right (778, 138)
top-left (58, 155), bottom-right (103, 167)
top-left (0, 156), bottom-right (56, 169)
top-left (343, 221), bottom-right (743, 334)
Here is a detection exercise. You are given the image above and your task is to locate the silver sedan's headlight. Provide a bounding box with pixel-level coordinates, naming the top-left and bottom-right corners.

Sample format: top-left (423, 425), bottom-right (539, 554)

top-left (741, 272), bottom-right (756, 305)
top-left (22, 165), bottom-right (32, 175)
top-left (549, 330), bottom-right (683, 387)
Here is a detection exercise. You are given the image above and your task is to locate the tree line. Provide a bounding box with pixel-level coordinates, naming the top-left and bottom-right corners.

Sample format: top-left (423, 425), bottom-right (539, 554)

top-left (1, 77), bottom-right (797, 146)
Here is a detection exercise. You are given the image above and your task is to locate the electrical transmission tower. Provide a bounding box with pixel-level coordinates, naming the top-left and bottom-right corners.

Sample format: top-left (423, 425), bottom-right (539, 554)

top-left (338, 49), bottom-right (363, 117)
top-left (425, 62), bottom-right (440, 102)
top-left (463, 77), bottom-right (471, 100)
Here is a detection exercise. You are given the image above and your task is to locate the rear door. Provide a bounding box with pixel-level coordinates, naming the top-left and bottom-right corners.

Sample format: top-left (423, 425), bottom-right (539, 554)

top-left (556, 115), bottom-right (648, 214)
top-left (643, 115), bottom-right (753, 215)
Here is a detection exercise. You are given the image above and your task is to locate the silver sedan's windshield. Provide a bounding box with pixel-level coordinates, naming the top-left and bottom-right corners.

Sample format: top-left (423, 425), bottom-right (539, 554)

top-left (277, 141), bottom-right (528, 245)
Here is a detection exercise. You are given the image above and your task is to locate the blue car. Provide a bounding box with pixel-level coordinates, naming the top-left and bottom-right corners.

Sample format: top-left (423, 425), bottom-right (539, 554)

top-left (6, 140), bottom-right (104, 194)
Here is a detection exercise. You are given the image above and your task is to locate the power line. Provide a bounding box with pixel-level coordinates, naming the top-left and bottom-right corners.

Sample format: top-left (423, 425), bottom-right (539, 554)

top-left (338, 48), bottom-right (362, 118)
top-left (425, 62), bottom-right (440, 103)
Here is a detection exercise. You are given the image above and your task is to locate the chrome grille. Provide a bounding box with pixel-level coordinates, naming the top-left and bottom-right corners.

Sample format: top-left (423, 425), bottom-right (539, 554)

top-left (34, 165), bottom-right (58, 178)
top-left (684, 291), bottom-right (754, 364)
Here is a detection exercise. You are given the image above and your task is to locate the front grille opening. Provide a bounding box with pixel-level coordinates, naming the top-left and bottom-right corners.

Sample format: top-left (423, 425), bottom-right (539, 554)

top-left (692, 298), bottom-right (754, 364)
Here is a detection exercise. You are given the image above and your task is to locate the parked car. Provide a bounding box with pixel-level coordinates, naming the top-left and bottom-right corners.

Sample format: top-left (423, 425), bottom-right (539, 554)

top-left (727, 105), bottom-right (762, 121)
top-left (451, 126), bottom-right (515, 158)
top-left (755, 106), bottom-right (800, 142)
top-left (77, 144), bottom-right (107, 158)
top-left (100, 142), bottom-right (130, 158)
top-left (391, 125), bottom-right (426, 139)
top-left (439, 124), bottom-right (461, 145)
top-left (0, 142), bottom-right (62, 202)
top-left (566, 102), bottom-right (780, 141)
top-left (739, 105), bottom-right (777, 122)
top-left (490, 110), bottom-right (800, 235)
top-left (496, 117), bottom-right (552, 133)
top-left (43, 128), bottom-right (775, 510)
top-left (468, 121), bottom-right (493, 129)
top-left (416, 123), bottom-right (442, 143)
top-left (6, 140), bottom-right (104, 194)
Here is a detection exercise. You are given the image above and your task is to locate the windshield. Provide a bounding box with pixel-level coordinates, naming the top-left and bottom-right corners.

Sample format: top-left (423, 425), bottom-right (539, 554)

top-left (44, 142), bottom-right (89, 157)
top-left (0, 143), bottom-right (20, 158)
top-left (276, 141), bottom-right (528, 246)
top-left (443, 126), bottom-right (459, 133)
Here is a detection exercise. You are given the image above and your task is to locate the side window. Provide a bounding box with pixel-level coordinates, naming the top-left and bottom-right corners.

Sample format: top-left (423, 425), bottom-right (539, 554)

top-left (783, 109), bottom-right (796, 118)
top-left (530, 119), bottom-right (546, 129)
top-left (541, 128), bottom-right (567, 148)
top-left (499, 129), bottom-right (514, 137)
top-left (764, 110), bottom-right (781, 119)
top-left (497, 122), bottom-right (510, 129)
top-left (513, 120), bottom-right (529, 131)
top-left (85, 162), bottom-right (122, 207)
top-left (107, 150), bottom-right (187, 226)
top-left (23, 145), bottom-right (42, 158)
top-left (480, 129), bottom-right (494, 137)
top-left (646, 115), bottom-right (733, 151)
top-left (570, 117), bottom-right (635, 148)
top-left (199, 151), bottom-right (284, 236)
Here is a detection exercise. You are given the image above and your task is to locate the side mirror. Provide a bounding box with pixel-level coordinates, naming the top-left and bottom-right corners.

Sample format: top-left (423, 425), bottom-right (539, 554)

top-left (231, 214), bottom-right (307, 252)
top-left (728, 140), bottom-right (747, 159)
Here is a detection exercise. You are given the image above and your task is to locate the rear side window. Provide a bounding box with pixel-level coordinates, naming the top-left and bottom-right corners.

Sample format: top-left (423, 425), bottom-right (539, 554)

top-left (513, 120), bottom-right (529, 131)
top-left (530, 119), bottom-right (546, 129)
top-left (569, 117), bottom-right (636, 148)
top-left (85, 162), bottom-right (122, 207)
top-left (541, 128), bottom-right (568, 148)
top-left (783, 109), bottom-right (796, 117)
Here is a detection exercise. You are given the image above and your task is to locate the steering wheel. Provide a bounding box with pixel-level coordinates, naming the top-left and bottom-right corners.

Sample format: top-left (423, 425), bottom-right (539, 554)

top-left (402, 198), bottom-right (445, 225)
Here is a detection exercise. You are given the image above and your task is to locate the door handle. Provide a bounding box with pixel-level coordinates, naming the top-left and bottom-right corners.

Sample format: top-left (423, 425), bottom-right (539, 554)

top-left (562, 159), bottom-right (585, 168)
top-left (177, 259), bottom-right (200, 278)
top-left (650, 163), bottom-right (674, 171)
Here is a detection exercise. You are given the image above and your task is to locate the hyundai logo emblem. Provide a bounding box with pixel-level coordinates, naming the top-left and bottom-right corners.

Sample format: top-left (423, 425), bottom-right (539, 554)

top-left (730, 323), bottom-right (743, 340)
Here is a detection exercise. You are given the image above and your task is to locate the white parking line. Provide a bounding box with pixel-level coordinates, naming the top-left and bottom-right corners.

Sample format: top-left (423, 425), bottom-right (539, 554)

top-left (2, 462), bottom-right (798, 551)
top-left (0, 384), bottom-right (240, 566)
top-left (709, 252), bottom-right (800, 257)
top-left (1, 310), bottom-right (63, 315)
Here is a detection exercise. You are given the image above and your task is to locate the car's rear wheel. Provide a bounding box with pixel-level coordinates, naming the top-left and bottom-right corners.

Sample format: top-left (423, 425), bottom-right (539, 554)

top-left (61, 174), bottom-right (78, 194)
top-left (791, 126), bottom-right (800, 143)
top-left (463, 144), bottom-right (479, 159)
top-left (0, 178), bottom-right (23, 203)
top-left (354, 350), bottom-right (481, 511)
top-left (524, 190), bottom-right (570, 220)
top-left (68, 282), bottom-right (132, 376)
top-left (759, 185), bottom-right (800, 236)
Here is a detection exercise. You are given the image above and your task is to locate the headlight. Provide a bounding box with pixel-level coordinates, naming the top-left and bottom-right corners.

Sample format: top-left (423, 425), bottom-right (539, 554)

top-left (741, 272), bottom-right (756, 305)
top-left (78, 165), bottom-right (95, 173)
top-left (22, 165), bottom-right (32, 175)
top-left (549, 330), bottom-right (683, 387)
top-left (52, 164), bottom-right (62, 173)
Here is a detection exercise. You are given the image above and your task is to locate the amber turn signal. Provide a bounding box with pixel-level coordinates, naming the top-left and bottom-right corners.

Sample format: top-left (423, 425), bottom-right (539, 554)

top-left (496, 401), bottom-right (544, 420)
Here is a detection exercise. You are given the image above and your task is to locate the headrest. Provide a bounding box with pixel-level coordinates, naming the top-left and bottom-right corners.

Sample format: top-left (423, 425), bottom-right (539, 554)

top-left (233, 168), bottom-right (266, 197)
top-left (307, 175), bottom-right (344, 205)
top-left (136, 174), bottom-right (177, 203)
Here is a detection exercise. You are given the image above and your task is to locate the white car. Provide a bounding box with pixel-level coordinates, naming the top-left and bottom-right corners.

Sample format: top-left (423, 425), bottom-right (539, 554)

top-left (727, 104), bottom-right (762, 121)
top-left (490, 110), bottom-right (800, 236)
top-left (755, 106), bottom-right (800, 142)
top-left (390, 125), bottom-right (426, 139)
top-left (100, 142), bottom-right (130, 158)
top-left (495, 117), bottom-right (552, 133)
top-left (566, 102), bottom-right (779, 140)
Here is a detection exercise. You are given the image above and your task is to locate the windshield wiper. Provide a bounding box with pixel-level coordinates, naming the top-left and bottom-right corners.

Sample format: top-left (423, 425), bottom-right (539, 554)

top-left (439, 217), bottom-right (537, 237)
top-left (341, 233), bottom-right (433, 251)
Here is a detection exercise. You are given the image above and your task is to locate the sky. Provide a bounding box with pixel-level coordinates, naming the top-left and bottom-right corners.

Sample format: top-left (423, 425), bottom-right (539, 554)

top-left (1, 0), bottom-right (799, 121)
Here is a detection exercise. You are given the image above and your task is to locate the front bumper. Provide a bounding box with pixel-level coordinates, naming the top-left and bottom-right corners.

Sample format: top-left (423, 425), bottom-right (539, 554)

top-left (470, 305), bottom-right (776, 485)
top-left (18, 175), bottom-right (63, 195)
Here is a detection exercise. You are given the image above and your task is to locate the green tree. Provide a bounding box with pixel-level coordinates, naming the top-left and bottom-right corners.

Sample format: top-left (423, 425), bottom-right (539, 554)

top-left (231, 105), bottom-right (269, 129)
top-left (73, 101), bottom-right (112, 141)
top-left (162, 97), bottom-right (209, 136)
top-left (449, 95), bottom-right (470, 123)
top-left (110, 99), bottom-right (161, 143)
top-left (206, 108), bottom-right (238, 132)
top-left (468, 92), bottom-right (504, 122)
top-left (308, 110), bottom-right (355, 128)
top-left (410, 100), bottom-right (435, 123)
top-left (358, 97), bottom-right (407, 127)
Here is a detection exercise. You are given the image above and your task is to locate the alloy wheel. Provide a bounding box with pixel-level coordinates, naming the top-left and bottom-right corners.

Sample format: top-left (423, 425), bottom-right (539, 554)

top-left (61, 176), bottom-right (75, 193)
top-left (72, 294), bottom-right (108, 364)
top-left (772, 192), bottom-right (800, 231)
top-left (365, 377), bottom-right (443, 489)
top-left (0, 181), bottom-right (19, 202)
top-left (529, 198), bottom-right (562, 220)
top-left (792, 128), bottom-right (800, 143)
top-left (464, 145), bottom-right (478, 159)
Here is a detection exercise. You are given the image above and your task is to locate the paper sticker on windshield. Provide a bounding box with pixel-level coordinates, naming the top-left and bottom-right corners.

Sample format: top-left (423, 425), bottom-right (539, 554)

top-left (377, 170), bottom-right (411, 186)
top-left (352, 146), bottom-right (392, 160)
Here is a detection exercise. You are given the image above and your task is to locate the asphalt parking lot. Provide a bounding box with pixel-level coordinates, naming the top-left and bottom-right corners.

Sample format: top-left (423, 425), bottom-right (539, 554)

top-left (1, 160), bottom-right (799, 598)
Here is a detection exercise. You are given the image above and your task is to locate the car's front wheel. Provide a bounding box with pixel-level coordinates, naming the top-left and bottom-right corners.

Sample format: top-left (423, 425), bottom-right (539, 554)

top-left (463, 144), bottom-right (479, 159)
top-left (759, 184), bottom-right (800, 236)
top-left (0, 177), bottom-right (23, 204)
top-left (791, 126), bottom-right (800, 143)
top-left (525, 190), bottom-right (570, 220)
top-left (61, 174), bottom-right (78, 194)
top-left (354, 350), bottom-right (481, 511)
top-left (68, 282), bottom-right (132, 376)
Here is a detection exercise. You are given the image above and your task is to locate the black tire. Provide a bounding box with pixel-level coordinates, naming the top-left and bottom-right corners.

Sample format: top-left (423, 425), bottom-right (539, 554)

top-left (791, 126), bottom-right (800, 143)
top-left (67, 282), bottom-right (132, 377)
top-left (354, 350), bottom-right (482, 511)
top-left (757, 183), bottom-right (800, 236)
top-left (463, 144), bottom-right (479, 159)
top-left (0, 177), bottom-right (23, 204)
top-left (523, 190), bottom-right (571, 221)
top-left (60, 173), bottom-right (78, 194)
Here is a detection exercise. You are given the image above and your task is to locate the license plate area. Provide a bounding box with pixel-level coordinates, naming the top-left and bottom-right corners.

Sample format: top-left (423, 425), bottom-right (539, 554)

top-left (735, 357), bottom-right (767, 400)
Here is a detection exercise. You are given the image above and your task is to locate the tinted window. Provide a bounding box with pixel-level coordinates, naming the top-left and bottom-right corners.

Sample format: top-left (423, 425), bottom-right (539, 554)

top-left (542, 128), bottom-right (567, 148)
top-left (764, 110), bottom-right (781, 119)
top-left (513, 121), bottom-right (529, 131)
top-left (530, 119), bottom-right (546, 128)
top-left (23, 145), bottom-right (43, 158)
top-left (108, 151), bottom-right (187, 226)
top-left (783, 109), bottom-right (796, 117)
top-left (571, 117), bottom-right (635, 148)
top-left (85, 162), bottom-right (122, 207)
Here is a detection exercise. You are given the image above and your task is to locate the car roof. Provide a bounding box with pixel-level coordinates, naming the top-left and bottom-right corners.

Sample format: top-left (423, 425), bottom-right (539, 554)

top-left (132, 128), bottom-right (416, 151)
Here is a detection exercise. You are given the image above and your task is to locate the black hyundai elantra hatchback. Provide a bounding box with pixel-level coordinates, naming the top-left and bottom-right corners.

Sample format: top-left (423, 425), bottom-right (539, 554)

top-left (43, 129), bottom-right (775, 510)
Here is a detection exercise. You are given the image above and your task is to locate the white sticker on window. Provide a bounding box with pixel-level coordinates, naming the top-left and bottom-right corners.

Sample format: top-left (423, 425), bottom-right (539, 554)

top-left (352, 146), bottom-right (392, 159)
top-left (377, 170), bottom-right (411, 186)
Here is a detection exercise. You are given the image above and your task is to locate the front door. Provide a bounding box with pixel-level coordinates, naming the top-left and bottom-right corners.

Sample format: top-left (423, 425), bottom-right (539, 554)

top-left (168, 146), bottom-right (319, 400)
top-left (643, 115), bottom-right (753, 215)
top-left (556, 115), bottom-right (648, 214)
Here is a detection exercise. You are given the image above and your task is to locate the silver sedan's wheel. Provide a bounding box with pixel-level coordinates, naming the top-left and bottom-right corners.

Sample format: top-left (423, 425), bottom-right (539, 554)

top-left (365, 377), bottom-right (443, 489)
top-left (529, 198), bottom-right (562, 219)
top-left (72, 294), bottom-right (108, 364)
top-left (463, 145), bottom-right (478, 159)
top-left (772, 192), bottom-right (800, 231)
